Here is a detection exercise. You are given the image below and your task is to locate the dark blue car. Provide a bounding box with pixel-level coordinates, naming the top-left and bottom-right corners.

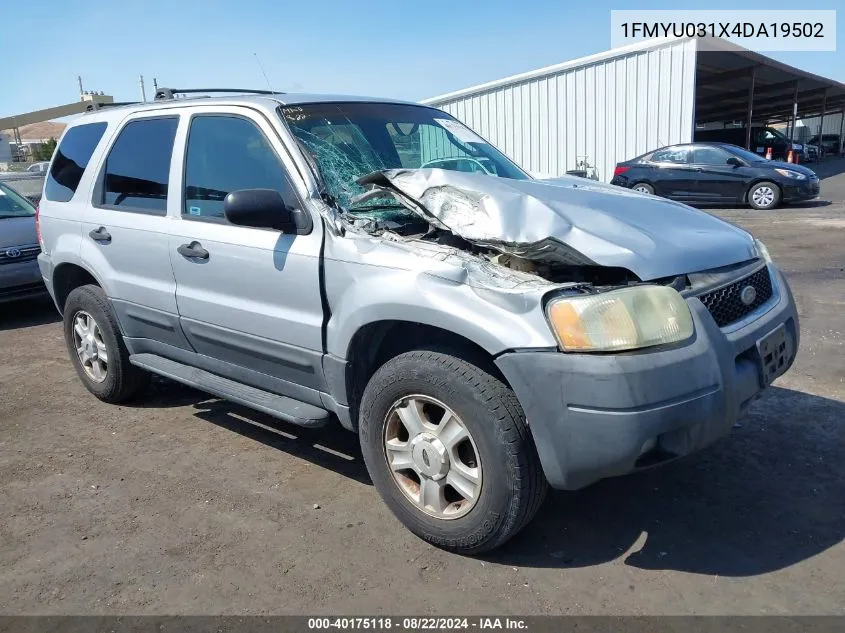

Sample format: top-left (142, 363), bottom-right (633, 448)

top-left (0, 182), bottom-right (44, 303)
top-left (611, 142), bottom-right (820, 210)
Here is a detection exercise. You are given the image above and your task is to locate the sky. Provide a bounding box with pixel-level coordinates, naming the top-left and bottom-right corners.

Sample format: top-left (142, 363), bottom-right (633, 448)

top-left (2, 0), bottom-right (843, 118)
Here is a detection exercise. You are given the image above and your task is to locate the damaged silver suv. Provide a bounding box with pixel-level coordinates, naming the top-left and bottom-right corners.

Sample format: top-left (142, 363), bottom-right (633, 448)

top-left (37, 90), bottom-right (798, 553)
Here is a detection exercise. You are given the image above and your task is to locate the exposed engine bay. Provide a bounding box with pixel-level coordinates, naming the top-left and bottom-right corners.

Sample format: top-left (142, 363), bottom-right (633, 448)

top-left (343, 204), bottom-right (641, 287)
top-left (341, 169), bottom-right (656, 289)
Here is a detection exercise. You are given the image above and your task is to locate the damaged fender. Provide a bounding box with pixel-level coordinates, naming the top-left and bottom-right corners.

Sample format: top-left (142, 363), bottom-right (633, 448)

top-left (321, 229), bottom-right (566, 363)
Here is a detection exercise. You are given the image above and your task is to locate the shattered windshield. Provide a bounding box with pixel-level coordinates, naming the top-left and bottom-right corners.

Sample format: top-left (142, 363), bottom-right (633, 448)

top-left (280, 102), bottom-right (527, 212)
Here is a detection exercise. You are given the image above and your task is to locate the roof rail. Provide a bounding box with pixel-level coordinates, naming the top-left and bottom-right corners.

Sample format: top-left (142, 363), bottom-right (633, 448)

top-left (85, 101), bottom-right (140, 112)
top-left (154, 87), bottom-right (281, 101)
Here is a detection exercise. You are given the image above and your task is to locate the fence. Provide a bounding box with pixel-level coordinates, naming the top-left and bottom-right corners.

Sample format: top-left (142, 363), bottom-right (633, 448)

top-left (0, 173), bottom-right (46, 202)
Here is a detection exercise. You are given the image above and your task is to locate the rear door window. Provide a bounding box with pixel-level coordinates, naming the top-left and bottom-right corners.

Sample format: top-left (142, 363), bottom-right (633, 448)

top-left (650, 147), bottom-right (690, 164)
top-left (44, 122), bottom-right (108, 202)
top-left (100, 117), bottom-right (178, 214)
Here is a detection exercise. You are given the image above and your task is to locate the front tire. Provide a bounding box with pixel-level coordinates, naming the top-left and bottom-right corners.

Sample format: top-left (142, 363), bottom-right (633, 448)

top-left (63, 284), bottom-right (150, 403)
top-left (748, 181), bottom-right (781, 210)
top-left (359, 350), bottom-right (547, 554)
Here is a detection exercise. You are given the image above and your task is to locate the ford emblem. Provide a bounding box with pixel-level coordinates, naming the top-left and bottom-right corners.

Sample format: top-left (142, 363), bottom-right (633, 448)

top-left (740, 285), bottom-right (757, 306)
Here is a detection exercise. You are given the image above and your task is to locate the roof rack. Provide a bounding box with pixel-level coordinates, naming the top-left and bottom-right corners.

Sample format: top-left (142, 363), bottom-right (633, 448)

top-left (85, 101), bottom-right (141, 112)
top-left (154, 87), bottom-right (281, 101)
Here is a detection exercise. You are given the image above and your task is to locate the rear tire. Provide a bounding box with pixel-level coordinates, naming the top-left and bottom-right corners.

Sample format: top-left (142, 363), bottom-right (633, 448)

top-left (632, 182), bottom-right (654, 195)
top-left (748, 181), bottom-right (781, 210)
top-left (359, 349), bottom-right (547, 554)
top-left (63, 284), bottom-right (150, 403)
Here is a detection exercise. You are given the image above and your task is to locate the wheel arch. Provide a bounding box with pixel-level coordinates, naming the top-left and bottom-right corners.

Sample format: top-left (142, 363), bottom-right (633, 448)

top-left (630, 181), bottom-right (655, 192)
top-left (52, 262), bottom-right (103, 312)
top-left (339, 320), bottom-right (510, 430)
top-left (744, 179), bottom-right (782, 204)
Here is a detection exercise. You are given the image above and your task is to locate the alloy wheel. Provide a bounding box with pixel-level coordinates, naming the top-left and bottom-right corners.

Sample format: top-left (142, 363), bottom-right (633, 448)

top-left (383, 395), bottom-right (482, 520)
top-left (752, 186), bottom-right (775, 208)
top-left (72, 310), bottom-right (109, 383)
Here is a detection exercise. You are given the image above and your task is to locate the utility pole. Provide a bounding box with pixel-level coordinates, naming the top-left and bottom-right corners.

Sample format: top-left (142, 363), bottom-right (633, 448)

top-left (77, 75), bottom-right (84, 96)
top-left (139, 75), bottom-right (147, 102)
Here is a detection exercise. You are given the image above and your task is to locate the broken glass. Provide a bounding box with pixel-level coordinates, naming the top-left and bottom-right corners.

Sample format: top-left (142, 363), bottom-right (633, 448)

top-left (280, 102), bottom-right (528, 217)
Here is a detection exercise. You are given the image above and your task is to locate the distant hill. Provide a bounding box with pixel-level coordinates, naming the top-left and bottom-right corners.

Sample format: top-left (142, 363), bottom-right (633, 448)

top-left (2, 121), bottom-right (67, 142)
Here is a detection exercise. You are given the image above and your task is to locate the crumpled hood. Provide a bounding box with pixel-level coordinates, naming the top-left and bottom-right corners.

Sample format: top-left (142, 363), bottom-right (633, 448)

top-left (357, 169), bottom-right (757, 281)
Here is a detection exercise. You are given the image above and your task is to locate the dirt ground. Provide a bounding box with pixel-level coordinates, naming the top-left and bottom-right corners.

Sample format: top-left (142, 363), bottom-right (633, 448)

top-left (1, 162), bottom-right (844, 615)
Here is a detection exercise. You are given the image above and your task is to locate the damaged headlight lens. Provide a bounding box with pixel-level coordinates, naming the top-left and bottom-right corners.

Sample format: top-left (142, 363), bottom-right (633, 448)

top-left (546, 286), bottom-right (694, 352)
top-left (754, 238), bottom-right (773, 264)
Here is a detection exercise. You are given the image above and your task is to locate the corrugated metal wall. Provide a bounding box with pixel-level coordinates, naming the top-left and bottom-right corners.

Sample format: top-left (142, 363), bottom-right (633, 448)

top-left (426, 39), bottom-right (698, 183)
top-left (795, 112), bottom-right (845, 138)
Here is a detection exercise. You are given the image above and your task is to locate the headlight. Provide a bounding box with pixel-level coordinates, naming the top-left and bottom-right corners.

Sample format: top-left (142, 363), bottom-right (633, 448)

top-left (546, 286), bottom-right (694, 352)
top-left (774, 168), bottom-right (806, 180)
top-left (755, 238), bottom-right (773, 264)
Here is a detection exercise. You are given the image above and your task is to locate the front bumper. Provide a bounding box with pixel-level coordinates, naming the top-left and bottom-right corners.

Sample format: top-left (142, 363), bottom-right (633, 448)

top-left (495, 265), bottom-right (799, 490)
top-left (782, 179), bottom-right (820, 202)
top-left (0, 258), bottom-right (46, 303)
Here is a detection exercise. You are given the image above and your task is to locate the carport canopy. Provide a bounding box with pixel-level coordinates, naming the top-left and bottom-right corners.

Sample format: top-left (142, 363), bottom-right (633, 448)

top-left (694, 38), bottom-right (845, 141)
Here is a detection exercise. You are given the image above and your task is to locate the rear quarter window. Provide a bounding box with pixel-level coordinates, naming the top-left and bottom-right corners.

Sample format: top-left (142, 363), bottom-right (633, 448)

top-left (44, 122), bottom-right (108, 202)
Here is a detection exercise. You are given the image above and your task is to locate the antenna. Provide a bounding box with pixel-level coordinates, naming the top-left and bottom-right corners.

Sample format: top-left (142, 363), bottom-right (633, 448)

top-left (253, 52), bottom-right (275, 94)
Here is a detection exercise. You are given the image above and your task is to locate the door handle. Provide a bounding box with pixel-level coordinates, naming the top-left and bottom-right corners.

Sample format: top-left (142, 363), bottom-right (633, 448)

top-left (693, 167), bottom-right (704, 172)
top-left (89, 226), bottom-right (112, 243)
top-left (177, 241), bottom-right (209, 260)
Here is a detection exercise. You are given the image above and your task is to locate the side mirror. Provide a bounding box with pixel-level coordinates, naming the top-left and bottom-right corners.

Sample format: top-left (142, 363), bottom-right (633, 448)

top-left (223, 189), bottom-right (296, 232)
top-left (726, 157), bottom-right (744, 167)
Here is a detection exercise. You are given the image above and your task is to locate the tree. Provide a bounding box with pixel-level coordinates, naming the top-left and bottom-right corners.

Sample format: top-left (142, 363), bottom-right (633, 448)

top-left (32, 138), bottom-right (58, 162)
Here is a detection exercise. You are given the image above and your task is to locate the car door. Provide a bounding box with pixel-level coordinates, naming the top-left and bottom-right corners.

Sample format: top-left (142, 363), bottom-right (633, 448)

top-left (689, 146), bottom-right (749, 203)
top-left (167, 106), bottom-right (325, 401)
top-left (645, 145), bottom-right (693, 199)
top-left (80, 112), bottom-right (190, 352)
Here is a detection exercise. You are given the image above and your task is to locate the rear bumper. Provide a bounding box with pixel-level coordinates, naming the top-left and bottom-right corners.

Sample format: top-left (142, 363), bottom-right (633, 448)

top-left (496, 265), bottom-right (799, 490)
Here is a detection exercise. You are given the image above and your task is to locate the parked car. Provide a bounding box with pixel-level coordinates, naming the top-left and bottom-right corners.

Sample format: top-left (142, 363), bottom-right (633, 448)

top-left (694, 126), bottom-right (806, 162)
top-left (611, 142), bottom-right (820, 210)
top-left (808, 134), bottom-right (842, 155)
top-left (0, 172), bottom-right (46, 204)
top-left (26, 162), bottom-right (51, 174)
top-left (0, 182), bottom-right (44, 303)
top-left (37, 91), bottom-right (799, 553)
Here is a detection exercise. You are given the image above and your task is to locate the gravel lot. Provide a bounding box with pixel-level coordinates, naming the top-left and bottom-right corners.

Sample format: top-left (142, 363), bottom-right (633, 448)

top-left (1, 161), bottom-right (844, 615)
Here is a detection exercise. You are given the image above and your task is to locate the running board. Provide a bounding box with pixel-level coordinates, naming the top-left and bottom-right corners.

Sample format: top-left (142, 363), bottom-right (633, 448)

top-left (129, 353), bottom-right (330, 428)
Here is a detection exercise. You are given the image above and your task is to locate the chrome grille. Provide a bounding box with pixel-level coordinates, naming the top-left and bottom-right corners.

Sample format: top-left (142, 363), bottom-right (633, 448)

top-left (0, 244), bottom-right (40, 265)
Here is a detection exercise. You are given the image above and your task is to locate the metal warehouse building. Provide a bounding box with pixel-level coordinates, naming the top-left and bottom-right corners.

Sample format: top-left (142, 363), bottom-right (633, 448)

top-left (422, 37), bottom-right (845, 182)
